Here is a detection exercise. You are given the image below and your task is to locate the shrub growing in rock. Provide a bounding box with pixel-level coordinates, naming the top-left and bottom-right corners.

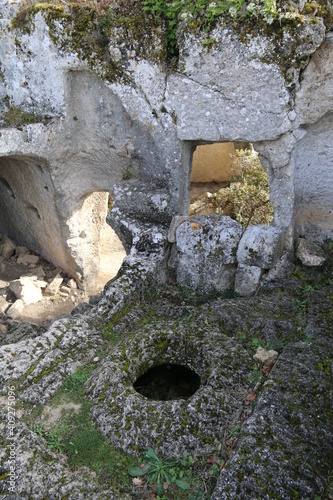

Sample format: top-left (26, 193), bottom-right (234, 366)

top-left (213, 149), bottom-right (274, 230)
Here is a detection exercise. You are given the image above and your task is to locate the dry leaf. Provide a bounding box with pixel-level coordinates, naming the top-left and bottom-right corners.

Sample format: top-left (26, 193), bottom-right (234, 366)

top-left (220, 460), bottom-right (226, 470)
top-left (263, 365), bottom-right (272, 376)
top-left (246, 392), bottom-right (256, 401)
top-left (191, 223), bottom-right (200, 230)
top-left (207, 457), bottom-right (216, 464)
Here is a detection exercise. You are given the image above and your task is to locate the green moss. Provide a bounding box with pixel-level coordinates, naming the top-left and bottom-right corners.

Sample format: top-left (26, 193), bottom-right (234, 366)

top-left (11, 0), bottom-right (328, 85)
top-left (1, 97), bottom-right (53, 127)
top-left (11, 3), bottom-right (67, 32)
top-left (11, 2), bottom-right (166, 84)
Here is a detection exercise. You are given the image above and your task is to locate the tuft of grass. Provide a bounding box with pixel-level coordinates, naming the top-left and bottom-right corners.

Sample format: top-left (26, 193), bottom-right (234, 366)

top-left (29, 366), bottom-right (137, 489)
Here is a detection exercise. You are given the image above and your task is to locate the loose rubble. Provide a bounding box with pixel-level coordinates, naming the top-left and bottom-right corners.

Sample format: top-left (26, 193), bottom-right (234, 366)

top-left (0, 235), bottom-right (89, 330)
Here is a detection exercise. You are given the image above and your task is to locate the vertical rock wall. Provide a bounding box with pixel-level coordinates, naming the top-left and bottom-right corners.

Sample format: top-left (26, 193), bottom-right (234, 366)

top-left (0, 3), bottom-right (332, 292)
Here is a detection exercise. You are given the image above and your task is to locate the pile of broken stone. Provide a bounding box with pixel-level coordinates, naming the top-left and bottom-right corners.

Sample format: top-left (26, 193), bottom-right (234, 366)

top-left (0, 236), bottom-right (81, 332)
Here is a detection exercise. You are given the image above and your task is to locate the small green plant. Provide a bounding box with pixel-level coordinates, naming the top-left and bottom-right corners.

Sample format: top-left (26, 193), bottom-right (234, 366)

top-left (304, 333), bottom-right (314, 345)
top-left (251, 336), bottom-right (266, 351)
top-left (177, 284), bottom-right (193, 298)
top-left (61, 367), bottom-right (92, 397)
top-left (297, 284), bottom-right (315, 295)
top-left (129, 447), bottom-right (190, 492)
top-left (202, 37), bottom-right (215, 49)
top-left (317, 357), bottom-right (332, 376)
top-left (122, 169), bottom-right (132, 180)
top-left (46, 429), bottom-right (64, 453)
top-left (248, 365), bottom-right (262, 386)
top-left (234, 330), bottom-right (246, 344)
top-left (295, 298), bottom-right (307, 313)
top-left (228, 425), bottom-right (241, 438)
top-left (29, 423), bottom-right (44, 437)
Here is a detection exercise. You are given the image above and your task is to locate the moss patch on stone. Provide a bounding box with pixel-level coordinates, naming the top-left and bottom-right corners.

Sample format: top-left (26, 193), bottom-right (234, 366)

top-left (10, 0), bottom-right (328, 86)
top-left (0, 96), bottom-right (53, 128)
top-left (85, 317), bottom-right (253, 457)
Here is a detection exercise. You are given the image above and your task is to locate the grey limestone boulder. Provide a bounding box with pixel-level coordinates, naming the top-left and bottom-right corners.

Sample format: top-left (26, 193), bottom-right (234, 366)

top-left (296, 238), bottom-right (326, 267)
top-left (174, 215), bottom-right (242, 293)
top-left (234, 263), bottom-right (262, 297)
top-left (237, 225), bottom-right (285, 269)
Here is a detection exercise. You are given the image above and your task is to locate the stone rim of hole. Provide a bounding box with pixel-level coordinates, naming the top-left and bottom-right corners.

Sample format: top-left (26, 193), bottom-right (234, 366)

top-left (85, 317), bottom-right (253, 457)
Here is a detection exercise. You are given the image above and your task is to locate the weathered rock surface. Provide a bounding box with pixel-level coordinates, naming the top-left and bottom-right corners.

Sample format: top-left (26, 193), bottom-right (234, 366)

top-left (0, 3), bottom-right (332, 497)
top-left (0, 247), bottom-right (332, 498)
top-left (172, 215), bottom-right (242, 292)
top-left (296, 237), bottom-right (326, 267)
top-left (237, 225), bottom-right (285, 269)
top-left (86, 318), bottom-right (253, 457)
top-left (0, 3), bottom-right (331, 292)
top-left (0, 414), bottom-right (129, 499)
top-left (212, 337), bottom-right (333, 499)
top-left (0, 237), bottom-right (16, 261)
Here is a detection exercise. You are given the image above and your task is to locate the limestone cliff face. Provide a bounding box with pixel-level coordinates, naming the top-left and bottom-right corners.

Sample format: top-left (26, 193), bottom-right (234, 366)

top-left (0, 1), bottom-right (332, 289)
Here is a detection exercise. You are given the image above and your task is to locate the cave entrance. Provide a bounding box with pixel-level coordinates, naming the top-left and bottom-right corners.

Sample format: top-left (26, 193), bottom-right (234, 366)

top-left (133, 363), bottom-right (201, 401)
top-left (189, 142), bottom-right (274, 229)
top-left (0, 157), bottom-right (126, 326)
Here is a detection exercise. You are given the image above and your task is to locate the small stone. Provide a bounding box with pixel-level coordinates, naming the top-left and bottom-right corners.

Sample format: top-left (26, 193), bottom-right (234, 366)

top-left (0, 279), bottom-right (9, 289)
top-left (296, 238), bottom-right (326, 267)
top-left (0, 296), bottom-right (9, 314)
top-left (17, 254), bottom-right (40, 265)
top-left (52, 267), bottom-right (63, 277)
top-left (15, 246), bottom-right (29, 255)
top-left (9, 277), bottom-right (43, 305)
top-left (7, 299), bottom-right (25, 319)
top-left (60, 286), bottom-right (71, 295)
top-left (35, 280), bottom-right (48, 289)
top-left (68, 279), bottom-right (77, 290)
top-left (26, 266), bottom-right (46, 280)
top-left (0, 237), bottom-right (16, 260)
top-left (93, 357), bottom-right (100, 363)
top-left (0, 323), bottom-right (7, 334)
top-left (253, 347), bottom-right (278, 367)
top-left (45, 274), bottom-right (63, 296)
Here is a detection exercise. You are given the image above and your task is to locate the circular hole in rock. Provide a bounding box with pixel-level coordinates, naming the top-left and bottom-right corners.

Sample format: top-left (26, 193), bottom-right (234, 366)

top-left (133, 363), bottom-right (201, 401)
